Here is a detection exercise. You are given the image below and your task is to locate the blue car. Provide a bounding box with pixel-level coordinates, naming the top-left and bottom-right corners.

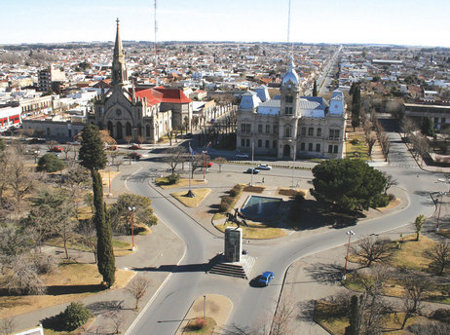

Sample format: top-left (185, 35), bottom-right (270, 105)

top-left (258, 271), bottom-right (274, 286)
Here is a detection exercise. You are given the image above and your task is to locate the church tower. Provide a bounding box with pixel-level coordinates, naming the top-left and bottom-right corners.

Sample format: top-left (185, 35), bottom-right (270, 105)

top-left (111, 18), bottom-right (128, 86)
top-left (278, 57), bottom-right (301, 159)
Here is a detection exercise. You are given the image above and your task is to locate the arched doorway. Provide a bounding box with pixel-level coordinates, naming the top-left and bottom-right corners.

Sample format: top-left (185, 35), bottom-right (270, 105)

top-left (283, 144), bottom-right (290, 157)
top-left (116, 122), bottom-right (123, 139)
top-left (126, 122), bottom-right (132, 137)
top-left (107, 121), bottom-right (113, 137)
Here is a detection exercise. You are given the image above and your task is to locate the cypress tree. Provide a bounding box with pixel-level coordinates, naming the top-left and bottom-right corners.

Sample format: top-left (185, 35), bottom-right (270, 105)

top-left (313, 80), bottom-right (318, 96)
top-left (351, 85), bottom-right (361, 128)
top-left (79, 124), bottom-right (115, 288)
top-left (345, 295), bottom-right (361, 335)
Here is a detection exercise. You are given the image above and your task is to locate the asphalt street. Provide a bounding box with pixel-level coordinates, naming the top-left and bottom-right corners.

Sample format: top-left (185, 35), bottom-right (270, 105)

top-left (126, 121), bottom-right (445, 334)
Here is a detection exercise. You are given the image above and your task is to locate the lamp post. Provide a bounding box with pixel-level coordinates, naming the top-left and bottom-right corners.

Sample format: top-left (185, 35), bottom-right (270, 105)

top-left (186, 142), bottom-right (195, 198)
top-left (128, 206), bottom-right (136, 250)
top-left (250, 141), bottom-right (254, 186)
top-left (436, 191), bottom-right (445, 232)
top-left (203, 295), bottom-right (206, 320)
top-left (342, 230), bottom-right (355, 280)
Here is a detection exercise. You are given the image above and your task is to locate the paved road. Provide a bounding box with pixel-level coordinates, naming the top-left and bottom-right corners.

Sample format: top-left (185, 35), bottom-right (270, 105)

top-left (127, 120), bottom-right (444, 334)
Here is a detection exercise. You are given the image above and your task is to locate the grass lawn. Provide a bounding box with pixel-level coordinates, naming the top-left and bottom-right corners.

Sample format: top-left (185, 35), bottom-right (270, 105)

top-left (183, 317), bottom-right (217, 334)
top-left (156, 177), bottom-right (206, 189)
top-left (171, 188), bottom-right (211, 207)
top-left (345, 235), bottom-right (449, 304)
top-left (345, 132), bottom-right (369, 160)
top-left (77, 206), bottom-right (93, 220)
top-left (314, 300), bottom-right (427, 334)
top-left (214, 222), bottom-right (287, 239)
top-left (0, 263), bottom-right (134, 319)
top-left (45, 237), bottom-right (134, 256)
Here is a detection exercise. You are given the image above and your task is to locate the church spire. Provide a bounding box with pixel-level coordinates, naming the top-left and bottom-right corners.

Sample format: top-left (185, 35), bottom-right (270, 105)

top-left (112, 18), bottom-right (128, 86)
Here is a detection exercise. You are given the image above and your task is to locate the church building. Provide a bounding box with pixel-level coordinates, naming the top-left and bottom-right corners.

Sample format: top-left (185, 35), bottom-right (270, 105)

top-left (236, 59), bottom-right (347, 159)
top-left (90, 19), bottom-right (192, 143)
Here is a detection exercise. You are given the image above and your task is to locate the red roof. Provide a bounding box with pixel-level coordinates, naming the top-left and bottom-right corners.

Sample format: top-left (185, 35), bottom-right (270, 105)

top-left (154, 87), bottom-right (192, 104)
top-left (134, 88), bottom-right (163, 106)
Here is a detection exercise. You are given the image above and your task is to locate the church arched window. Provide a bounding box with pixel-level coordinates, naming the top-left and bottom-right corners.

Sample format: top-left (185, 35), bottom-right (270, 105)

top-left (116, 122), bottom-right (123, 139)
top-left (107, 121), bottom-right (113, 137)
top-left (126, 122), bottom-right (132, 137)
top-left (146, 124), bottom-right (151, 137)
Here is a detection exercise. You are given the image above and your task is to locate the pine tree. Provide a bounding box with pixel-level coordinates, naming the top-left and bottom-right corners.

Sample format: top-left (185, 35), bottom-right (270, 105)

top-left (79, 124), bottom-right (115, 287)
top-left (313, 80), bottom-right (318, 96)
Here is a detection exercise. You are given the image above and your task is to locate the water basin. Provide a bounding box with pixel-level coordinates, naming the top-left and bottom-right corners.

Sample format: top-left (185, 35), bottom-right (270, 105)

top-left (241, 195), bottom-right (282, 221)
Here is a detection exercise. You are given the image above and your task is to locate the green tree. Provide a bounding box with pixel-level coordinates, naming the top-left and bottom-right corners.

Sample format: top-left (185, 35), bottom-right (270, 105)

top-left (313, 80), bottom-right (318, 96)
top-left (62, 302), bottom-right (91, 331)
top-left (79, 124), bottom-right (115, 288)
top-left (414, 215), bottom-right (426, 241)
top-left (311, 159), bottom-right (388, 213)
top-left (420, 117), bottom-right (435, 137)
top-left (36, 153), bottom-right (65, 172)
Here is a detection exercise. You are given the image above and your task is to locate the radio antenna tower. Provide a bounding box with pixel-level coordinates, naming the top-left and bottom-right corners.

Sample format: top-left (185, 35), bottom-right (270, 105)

top-left (287, 0), bottom-right (293, 56)
top-left (153, 0), bottom-right (159, 85)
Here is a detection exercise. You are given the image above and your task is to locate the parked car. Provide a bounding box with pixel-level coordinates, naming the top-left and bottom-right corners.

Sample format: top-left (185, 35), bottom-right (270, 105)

top-left (50, 145), bottom-right (64, 152)
top-left (28, 138), bottom-right (45, 144)
top-left (127, 152), bottom-right (142, 160)
top-left (245, 168), bottom-right (260, 174)
top-left (129, 144), bottom-right (142, 150)
top-left (257, 164), bottom-right (272, 170)
top-left (235, 152), bottom-right (249, 159)
top-left (258, 271), bottom-right (274, 287)
top-left (106, 145), bottom-right (118, 151)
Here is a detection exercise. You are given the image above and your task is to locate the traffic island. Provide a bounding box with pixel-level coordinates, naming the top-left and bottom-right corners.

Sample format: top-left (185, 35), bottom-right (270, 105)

top-left (176, 294), bottom-right (233, 335)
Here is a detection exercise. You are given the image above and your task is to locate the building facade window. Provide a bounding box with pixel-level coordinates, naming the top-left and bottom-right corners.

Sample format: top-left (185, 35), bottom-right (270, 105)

top-left (300, 142), bottom-right (305, 151)
top-left (308, 127), bottom-right (314, 136)
top-left (273, 125), bottom-right (278, 135)
top-left (241, 139), bottom-right (245, 147)
top-left (265, 124), bottom-right (270, 134)
top-left (265, 140), bottom-right (269, 148)
top-left (273, 140), bottom-right (277, 149)
top-left (284, 126), bottom-right (291, 137)
top-left (285, 107), bottom-right (293, 115)
top-left (329, 129), bottom-right (340, 140)
top-left (308, 143), bottom-right (313, 151)
top-left (328, 145), bottom-right (333, 153)
top-left (317, 128), bottom-right (322, 137)
top-left (258, 139), bottom-right (262, 147)
top-left (301, 127), bottom-right (306, 136)
top-left (316, 143), bottom-right (321, 152)
top-left (258, 124), bottom-right (263, 134)
top-left (241, 123), bottom-right (251, 134)
top-left (334, 145), bottom-right (338, 153)
top-left (285, 95), bottom-right (294, 103)
top-left (246, 139), bottom-right (250, 147)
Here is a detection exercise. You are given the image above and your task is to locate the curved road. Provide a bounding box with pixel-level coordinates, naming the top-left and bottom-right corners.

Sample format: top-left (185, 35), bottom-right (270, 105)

top-left (127, 126), bottom-right (444, 334)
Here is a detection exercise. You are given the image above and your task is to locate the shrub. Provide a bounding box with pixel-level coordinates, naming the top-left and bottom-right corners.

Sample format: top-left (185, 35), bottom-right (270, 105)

top-left (188, 317), bottom-right (206, 330)
top-left (62, 302), bottom-right (91, 331)
top-left (430, 308), bottom-right (450, 323)
top-left (350, 138), bottom-right (359, 145)
top-left (220, 196), bottom-right (233, 212)
top-left (167, 173), bottom-right (180, 185)
top-left (33, 254), bottom-right (56, 274)
top-left (37, 153), bottom-right (65, 172)
top-left (388, 193), bottom-right (396, 201)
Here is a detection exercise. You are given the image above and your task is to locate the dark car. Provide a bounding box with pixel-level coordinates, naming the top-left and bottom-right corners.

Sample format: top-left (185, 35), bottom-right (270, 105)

top-left (245, 168), bottom-right (260, 174)
top-left (127, 152), bottom-right (142, 160)
top-left (29, 138), bottom-right (45, 144)
top-left (258, 271), bottom-right (274, 287)
top-left (129, 144), bottom-right (142, 150)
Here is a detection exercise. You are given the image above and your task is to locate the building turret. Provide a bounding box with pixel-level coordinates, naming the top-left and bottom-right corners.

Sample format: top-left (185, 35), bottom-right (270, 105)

top-left (111, 18), bottom-right (128, 86)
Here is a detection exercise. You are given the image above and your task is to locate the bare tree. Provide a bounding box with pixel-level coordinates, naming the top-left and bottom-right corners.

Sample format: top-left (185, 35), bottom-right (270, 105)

top-left (64, 164), bottom-right (91, 218)
top-left (8, 158), bottom-right (35, 209)
top-left (126, 276), bottom-right (151, 310)
top-left (0, 318), bottom-right (15, 335)
top-left (167, 130), bottom-right (174, 146)
top-left (125, 135), bottom-right (133, 145)
top-left (46, 140), bottom-right (58, 151)
top-left (382, 172), bottom-right (398, 194)
top-left (63, 144), bottom-right (73, 160)
top-left (3, 255), bottom-right (46, 295)
top-left (401, 273), bottom-right (428, 329)
top-left (424, 241), bottom-right (449, 276)
top-left (270, 299), bottom-right (296, 335)
top-left (105, 310), bottom-right (125, 334)
top-left (164, 147), bottom-right (187, 175)
top-left (366, 133), bottom-right (377, 157)
top-left (352, 237), bottom-right (393, 267)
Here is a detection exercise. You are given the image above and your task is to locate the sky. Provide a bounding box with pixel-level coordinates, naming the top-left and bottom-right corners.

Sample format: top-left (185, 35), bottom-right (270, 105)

top-left (1, 0), bottom-right (449, 47)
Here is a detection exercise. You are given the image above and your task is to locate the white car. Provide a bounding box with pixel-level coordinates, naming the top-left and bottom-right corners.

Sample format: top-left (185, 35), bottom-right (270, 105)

top-left (257, 164), bottom-right (272, 170)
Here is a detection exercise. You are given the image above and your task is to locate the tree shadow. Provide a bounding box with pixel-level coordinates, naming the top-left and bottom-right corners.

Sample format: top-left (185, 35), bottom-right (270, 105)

top-left (132, 262), bottom-right (212, 273)
top-left (296, 299), bottom-right (317, 322)
top-left (304, 262), bottom-right (344, 284)
top-left (86, 300), bottom-right (125, 315)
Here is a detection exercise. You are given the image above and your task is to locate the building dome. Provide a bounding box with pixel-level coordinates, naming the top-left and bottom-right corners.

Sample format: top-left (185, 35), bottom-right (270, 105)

top-left (281, 58), bottom-right (299, 87)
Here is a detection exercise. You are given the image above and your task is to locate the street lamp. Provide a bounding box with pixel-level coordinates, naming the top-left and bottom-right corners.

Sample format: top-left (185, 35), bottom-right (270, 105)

top-left (342, 230), bottom-right (355, 280)
top-left (128, 206), bottom-right (136, 250)
top-left (436, 191), bottom-right (446, 232)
